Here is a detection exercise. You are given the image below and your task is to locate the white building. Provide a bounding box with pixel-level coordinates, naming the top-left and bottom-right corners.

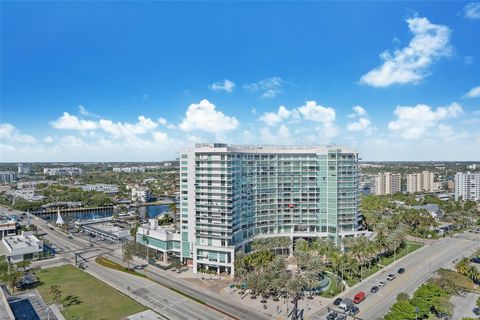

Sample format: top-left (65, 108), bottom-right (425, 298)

top-left (136, 219), bottom-right (182, 263)
top-left (43, 167), bottom-right (84, 176)
top-left (455, 172), bottom-right (480, 201)
top-left (372, 172), bottom-right (401, 195)
top-left (0, 214), bottom-right (17, 239)
top-left (131, 186), bottom-right (151, 203)
top-left (138, 143), bottom-right (365, 276)
top-left (81, 184), bottom-right (119, 194)
top-left (6, 189), bottom-right (45, 202)
top-left (406, 171), bottom-right (435, 193)
top-left (113, 166), bottom-right (146, 173)
top-left (0, 232), bottom-right (43, 263)
top-left (17, 163), bottom-right (31, 175)
top-left (0, 172), bottom-right (17, 183)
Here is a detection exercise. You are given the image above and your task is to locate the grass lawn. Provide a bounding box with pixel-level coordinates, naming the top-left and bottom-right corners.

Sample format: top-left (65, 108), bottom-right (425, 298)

top-left (36, 264), bottom-right (146, 320)
top-left (437, 268), bottom-right (479, 292)
top-left (95, 257), bottom-right (147, 278)
top-left (380, 241), bottom-right (423, 267)
top-left (345, 242), bottom-right (423, 286)
top-left (320, 273), bottom-right (344, 298)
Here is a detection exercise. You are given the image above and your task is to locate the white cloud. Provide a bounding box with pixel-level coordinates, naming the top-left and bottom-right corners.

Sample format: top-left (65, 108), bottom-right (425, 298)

top-left (347, 105), bottom-right (375, 134)
top-left (259, 106), bottom-right (298, 126)
top-left (465, 86), bottom-right (480, 98)
top-left (152, 131), bottom-right (168, 143)
top-left (98, 116), bottom-right (158, 139)
top-left (52, 112), bottom-right (98, 130)
top-left (179, 99), bottom-right (239, 133)
top-left (464, 56), bottom-right (474, 65)
top-left (209, 79), bottom-right (235, 93)
top-left (78, 105), bottom-right (99, 118)
top-left (0, 123), bottom-right (37, 144)
top-left (463, 2), bottom-right (480, 20)
top-left (244, 77), bottom-right (284, 98)
top-left (360, 17), bottom-right (452, 87)
top-left (297, 101), bottom-right (336, 123)
top-left (158, 117), bottom-right (167, 125)
top-left (388, 102), bottom-right (463, 139)
top-left (259, 125), bottom-right (294, 144)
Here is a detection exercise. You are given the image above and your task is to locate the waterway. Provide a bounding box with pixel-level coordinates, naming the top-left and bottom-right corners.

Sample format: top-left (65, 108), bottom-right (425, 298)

top-left (42, 210), bottom-right (113, 223)
top-left (138, 204), bottom-right (170, 219)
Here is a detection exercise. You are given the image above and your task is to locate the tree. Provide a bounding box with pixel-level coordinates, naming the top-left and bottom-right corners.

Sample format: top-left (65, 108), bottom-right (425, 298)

top-left (6, 272), bottom-right (22, 293)
top-left (123, 243), bottom-right (134, 269)
top-left (455, 257), bottom-right (471, 276)
top-left (16, 260), bottom-right (32, 272)
top-left (49, 285), bottom-right (63, 306)
top-left (384, 299), bottom-right (417, 320)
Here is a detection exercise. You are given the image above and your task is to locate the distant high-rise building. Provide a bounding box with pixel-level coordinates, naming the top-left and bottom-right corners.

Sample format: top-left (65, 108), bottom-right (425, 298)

top-left (455, 172), bottom-right (480, 201)
top-left (372, 172), bottom-right (401, 195)
top-left (0, 172), bottom-right (17, 183)
top-left (17, 163), bottom-right (31, 175)
top-left (406, 171), bottom-right (434, 193)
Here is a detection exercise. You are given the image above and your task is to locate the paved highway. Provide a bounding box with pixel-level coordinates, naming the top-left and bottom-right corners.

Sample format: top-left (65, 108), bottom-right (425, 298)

top-left (19, 210), bottom-right (269, 320)
top-left (312, 232), bottom-right (480, 320)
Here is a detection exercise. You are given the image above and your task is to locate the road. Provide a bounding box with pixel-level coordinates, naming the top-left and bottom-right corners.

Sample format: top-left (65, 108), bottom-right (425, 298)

top-left (312, 232), bottom-right (480, 320)
top-left (16, 209), bottom-right (269, 320)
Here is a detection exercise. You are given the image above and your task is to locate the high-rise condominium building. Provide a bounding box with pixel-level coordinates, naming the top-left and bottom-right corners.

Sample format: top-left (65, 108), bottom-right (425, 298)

top-left (406, 171), bottom-right (434, 193)
top-left (17, 163), bottom-right (31, 175)
top-left (158, 143), bottom-right (362, 276)
top-left (372, 172), bottom-right (401, 195)
top-left (455, 172), bottom-right (480, 201)
top-left (0, 172), bottom-right (17, 183)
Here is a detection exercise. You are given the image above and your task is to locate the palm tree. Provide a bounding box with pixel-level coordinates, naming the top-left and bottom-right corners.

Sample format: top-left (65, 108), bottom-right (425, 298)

top-left (304, 271), bottom-right (318, 299)
top-left (455, 257), bottom-right (470, 276)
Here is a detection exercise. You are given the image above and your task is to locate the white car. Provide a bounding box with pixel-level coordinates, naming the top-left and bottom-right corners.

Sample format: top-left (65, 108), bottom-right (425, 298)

top-left (379, 281), bottom-right (386, 287)
top-left (387, 274), bottom-right (396, 281)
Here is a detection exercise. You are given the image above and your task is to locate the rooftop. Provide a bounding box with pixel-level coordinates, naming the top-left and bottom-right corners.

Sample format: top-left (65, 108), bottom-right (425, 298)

top-left (190, 143), bottom-right (357, 154)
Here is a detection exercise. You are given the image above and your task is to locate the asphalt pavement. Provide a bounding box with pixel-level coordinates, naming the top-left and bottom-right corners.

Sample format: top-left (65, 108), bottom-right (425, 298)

top-left (312, 232), bottom-right (480, 320)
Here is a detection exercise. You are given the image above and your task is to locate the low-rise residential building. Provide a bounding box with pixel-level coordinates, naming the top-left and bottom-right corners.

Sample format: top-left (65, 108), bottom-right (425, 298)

top-left (136, 219), bottom-right (181, 263)
top-left (0, 232), bottom-right (43, 263)
top-left (410, 204), bottom-right (442, 219)
top-left (0, 214), bottom-right (17, 239)
top-left (43, 167), bottom-right (84, 176)
top-left (81, 184), bottom-right (119, 194)
top-left (0, 172), bottom-right (17, 183)
top-left (131, 186), bottom-right (152, 203)
top-left (6, 189), bottom-right (45, 202)
top-left (113, 166), bottom-right (146, 173)
top-left (455, 172), bottom-right (480, 201)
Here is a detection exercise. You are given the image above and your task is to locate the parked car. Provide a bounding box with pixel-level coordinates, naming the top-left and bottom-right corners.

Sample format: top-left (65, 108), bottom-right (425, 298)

top-left (370, 286), bottom-right (379, 293)
top-left (349, 306), bottom-right (360, 316)
top-left (326, 311), bottom-right (338, 320)
top-left (353, 291), bottom-right (366, 304)
top-left (387, 274), bottom-right (396, 281)
top-left (470, 257), bottom-right (480, 264)
top-left (398, 267), bottom-right (405, 274)
top-left (333, 298), bottom-right (343, 306)
top-left (379, 281), bottom-right (386, 287)
top-left (336, 315), bottom-right (347, 320)
top-left (339, 298), bottom-right (354, 311)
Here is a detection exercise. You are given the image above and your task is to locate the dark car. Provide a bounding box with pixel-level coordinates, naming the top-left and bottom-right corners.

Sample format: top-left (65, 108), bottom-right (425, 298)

top-left (349, 306), bottom-right (360, 316)
top-left (333, 298), bottom-right (343, 306)
top-left (470, 257), bottom-right (480, 264)
top-left (370, 286), bottom-right (379, 293)
top-left (398, 267), bottom-right (406, 274)
top-left (336, 315), bottom-right (347, 320)
top-left (326, 311), bottom-right (338, 320)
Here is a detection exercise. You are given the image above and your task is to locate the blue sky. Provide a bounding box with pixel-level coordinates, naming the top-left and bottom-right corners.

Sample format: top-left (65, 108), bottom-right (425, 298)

top-left (1, 1), bottom-right (479, 161)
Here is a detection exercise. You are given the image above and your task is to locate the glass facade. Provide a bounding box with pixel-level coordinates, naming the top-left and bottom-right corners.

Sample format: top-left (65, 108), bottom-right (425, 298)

top-left (180, 144), bottom-right (361, 276)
